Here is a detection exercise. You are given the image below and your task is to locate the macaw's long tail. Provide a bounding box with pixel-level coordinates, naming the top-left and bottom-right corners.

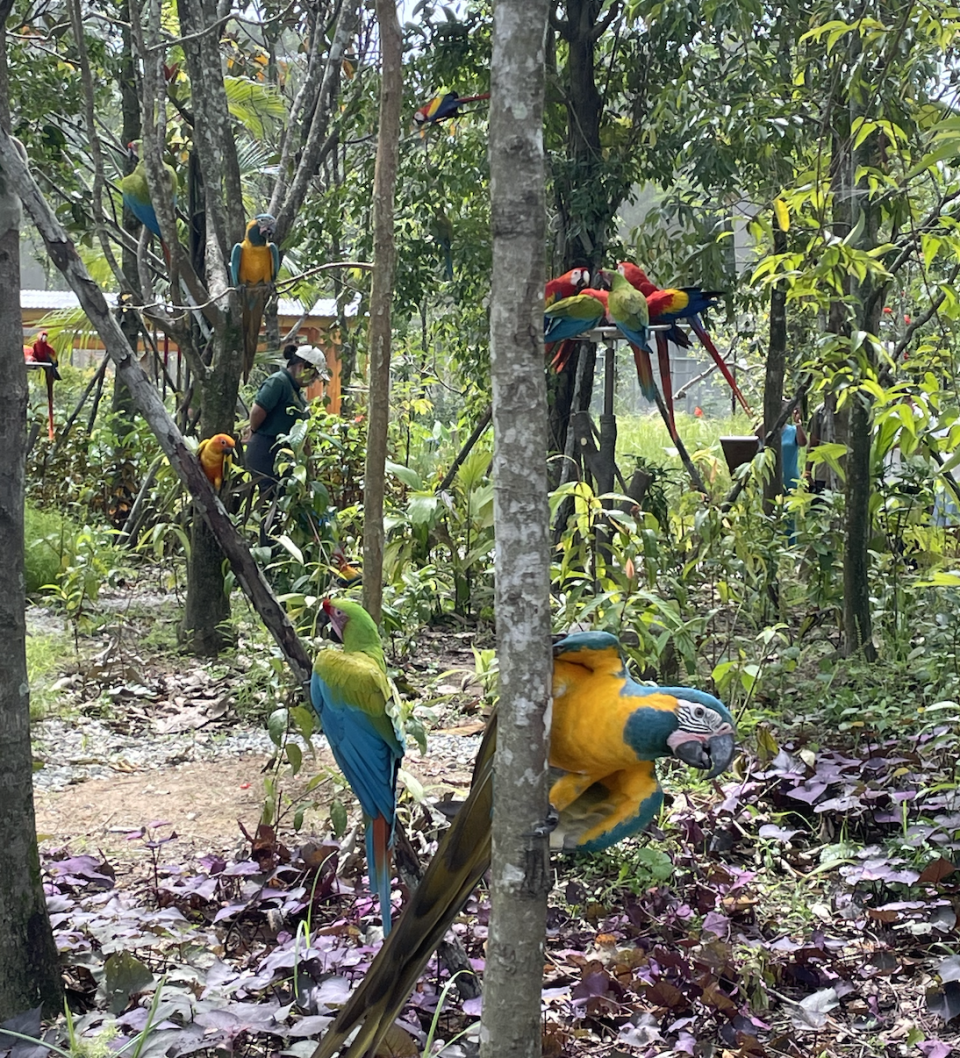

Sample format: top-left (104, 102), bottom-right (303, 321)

top-left (689, 314), bottom-right (753, 416)
top-left (313, 716), bottom-right (496, 1058)
top-left (549, 339), bottom-right (575, 373)
top-left (366, 814), bottom-right (395, 937)
top-left (631, 343), bottom-right (658, 403)
top-left (44, 368), bottom-right (55, 440)
top-left (655, 331), bottom-right (677, 441)
top-left (242, 286), bottom-right (269, 382)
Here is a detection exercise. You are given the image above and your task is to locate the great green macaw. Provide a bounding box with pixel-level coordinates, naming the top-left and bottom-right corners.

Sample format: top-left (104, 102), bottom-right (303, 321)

top-left (313, 630), bottom-right (736, 1058)
top-left (606, 270), bottom-right (660, 415)
top-left (618, 261), bottom-right (753, 419)
top-left (118, 142), bottom-right (178, 261)
top-left (413, 91), bottom-right (490, 128)
top-left (230, 214), bottom-right (280, 381)
top-left (544, 288), bottom-right (609, 372)
top-left (310, 598), bottom-right (405, 937)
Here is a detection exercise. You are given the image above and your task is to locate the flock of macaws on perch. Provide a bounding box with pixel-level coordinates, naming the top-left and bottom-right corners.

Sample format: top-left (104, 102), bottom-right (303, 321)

top-left (309, 597), bottom-right (736, 1058)
top-left (545, 263), bottom-right (753, 440)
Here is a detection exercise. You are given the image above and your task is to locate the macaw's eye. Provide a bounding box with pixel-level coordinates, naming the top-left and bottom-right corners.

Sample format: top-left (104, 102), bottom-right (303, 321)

top-left (693, 706), bottom-right (705, 719)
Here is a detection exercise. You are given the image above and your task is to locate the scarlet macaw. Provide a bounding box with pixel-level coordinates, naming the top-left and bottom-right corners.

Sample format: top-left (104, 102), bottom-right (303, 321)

top-left (617, 262), bottom-right (753, 418)
top-left (118, 142), bottom-right (178, 262)
top-left (331, 545), bottom-right (362, 588)
top-left (196, 433), bottom-right (235, 491)
top-left (545, 267), bottom-right (590, 308)
top-left (230, 214), bottom-right (280, 382)
top-left (413, 91), bottom-right (490, 127)
top-left (23, 331), bottom-right (60, 440)
top-left (311, 599), bottom-right (405, 937)
top-left (313, 630), bottom-right (735, 1058)
top-left (545, 288), bottom-right (609, 372)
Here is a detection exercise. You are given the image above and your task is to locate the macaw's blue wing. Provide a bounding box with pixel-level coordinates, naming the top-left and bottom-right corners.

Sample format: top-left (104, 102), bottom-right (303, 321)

top-left (311, 655), bottom-right (404, 935)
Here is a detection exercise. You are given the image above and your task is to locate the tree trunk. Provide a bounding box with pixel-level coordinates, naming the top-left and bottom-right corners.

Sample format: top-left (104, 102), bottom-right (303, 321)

top-left (481, 1), bottom-right (552, 1055)
top-left (0, 4), bottom-right (63, 1014)
top-left (762, 224), bottom-right (787, 515)
top-left (362, 0), bottom-right (402, 625)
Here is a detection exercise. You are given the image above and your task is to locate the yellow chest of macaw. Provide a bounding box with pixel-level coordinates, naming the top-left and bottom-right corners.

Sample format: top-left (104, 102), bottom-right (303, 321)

top-left (238, 241), bottom-right (276, 285)
top-left (549, 654), bottom-right (678, 775)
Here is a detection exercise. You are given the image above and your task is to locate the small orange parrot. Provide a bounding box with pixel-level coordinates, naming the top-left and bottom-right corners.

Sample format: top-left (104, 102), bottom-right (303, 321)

top-left (196, 433), bottom-right (235, 490)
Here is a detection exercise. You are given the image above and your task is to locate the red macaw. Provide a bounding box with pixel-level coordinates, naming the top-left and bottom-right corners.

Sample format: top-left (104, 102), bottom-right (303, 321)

top-left (618, 262), bottom-right (753, 418)
top-left (545, 267), bottom-right (590, 308)
top-left (413, 91), bottom-right (490, 128)
top-left (312, 630), bottom-right (736, 1058)
top-left (24, 331), bottom-right (60, 440)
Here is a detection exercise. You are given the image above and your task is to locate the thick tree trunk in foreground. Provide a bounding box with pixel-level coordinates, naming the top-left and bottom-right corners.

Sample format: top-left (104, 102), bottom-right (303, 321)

top-left (362, 0), bottom-right (402, 625)
top-left (481, 1), bottom-right (553, 1055)
top-left (0, 5), bottom-right (63, 1011)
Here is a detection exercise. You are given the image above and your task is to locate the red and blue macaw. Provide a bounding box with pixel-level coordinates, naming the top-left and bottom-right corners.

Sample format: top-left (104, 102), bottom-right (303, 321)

top-left (230, 214), bottom-right (280, 382)
top-left (311, 598), bottom-right (404, 937)
top-left (23, 330), bottom-right (60, 439)
top-left (545, 267), bottom-right (590, 308)
top-left (413, 91), bottom-right (490, 128)
top-left (313, 630), bottom-right (736, 1058)
top-left (618, 262), bottom-right (753, 420)
top-left (118, 142), bottom-right (178, 263)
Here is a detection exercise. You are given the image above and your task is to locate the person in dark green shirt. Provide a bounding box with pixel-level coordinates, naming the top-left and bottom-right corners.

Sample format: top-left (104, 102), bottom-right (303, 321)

top-left (244, 343), bottom-right (326, 496)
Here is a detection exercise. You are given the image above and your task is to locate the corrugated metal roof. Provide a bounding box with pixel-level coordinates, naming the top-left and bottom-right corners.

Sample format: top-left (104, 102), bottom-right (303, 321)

top-left (22, 290), bottom-right (357, 317)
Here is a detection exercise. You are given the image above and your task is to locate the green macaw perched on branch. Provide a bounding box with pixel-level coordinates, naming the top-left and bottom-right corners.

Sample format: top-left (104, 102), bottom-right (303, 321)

top-left (118, 141), bottom-right (178, 263)
top-left (312, 630), bottom-right (736, 1058)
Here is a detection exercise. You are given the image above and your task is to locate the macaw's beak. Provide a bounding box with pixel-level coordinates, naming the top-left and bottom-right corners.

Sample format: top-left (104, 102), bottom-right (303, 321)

top-left (257, 217), bottom-right (276, 238)
top-left (673, 731), bottom-right (736, 779)
top-left (317, 601), bottom-right (346, 643)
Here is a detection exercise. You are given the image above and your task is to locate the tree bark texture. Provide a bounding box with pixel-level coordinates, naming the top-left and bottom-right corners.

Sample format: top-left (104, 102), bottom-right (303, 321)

top-left (0, 129), bottom-right (313, 693)
top-left (482, 2), bottom-right (553, 1056)
top-left (0, 8), bottom-right (63, 1011)
top-left (362, 0), bottom-right (402, 625)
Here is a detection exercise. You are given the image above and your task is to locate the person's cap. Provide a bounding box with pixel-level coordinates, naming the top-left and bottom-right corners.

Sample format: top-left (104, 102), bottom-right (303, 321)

top-left (295, 345), bottom-right (330, 378)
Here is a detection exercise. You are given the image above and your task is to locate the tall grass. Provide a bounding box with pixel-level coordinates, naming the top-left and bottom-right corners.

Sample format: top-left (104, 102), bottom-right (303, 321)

top-left (24, 504), bottom-right (76, 594)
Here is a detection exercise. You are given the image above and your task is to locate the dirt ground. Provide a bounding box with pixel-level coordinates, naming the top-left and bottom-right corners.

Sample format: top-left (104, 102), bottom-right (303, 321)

top-left (33, 736), bottom-right (479, 866)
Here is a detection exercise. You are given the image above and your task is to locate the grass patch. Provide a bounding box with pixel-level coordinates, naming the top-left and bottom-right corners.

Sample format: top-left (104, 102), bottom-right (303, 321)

top-left (24, 503), bottom-right (77, 595)
top-left (26, 630), bottom-right (69, 719)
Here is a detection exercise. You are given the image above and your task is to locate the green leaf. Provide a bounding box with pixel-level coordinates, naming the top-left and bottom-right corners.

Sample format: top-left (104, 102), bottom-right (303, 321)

top-left (386, 460), bottom-right (422, 488)
top-left (104, 951), bottom-right (155, 1014)
top-left (285, 742), bottom-right (303, 773)
top-left (330, 798), bottom-right (348, 837)
top-left (276, 534), bottom-right (304, 564)
top-left (268, 708), bottom-right (288, 746)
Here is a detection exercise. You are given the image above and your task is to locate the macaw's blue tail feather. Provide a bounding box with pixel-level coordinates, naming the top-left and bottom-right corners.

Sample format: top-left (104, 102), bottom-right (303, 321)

top-left (366, 813), bottom-right (394, 936)
top-left (689, 313), bottom-right (753, 416)
top-left (655, 331), bottom-right (677, 441)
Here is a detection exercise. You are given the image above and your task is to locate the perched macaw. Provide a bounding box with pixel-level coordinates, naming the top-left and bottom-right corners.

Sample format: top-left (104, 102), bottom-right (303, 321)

top-left (230, 214), bottom-right (280, 382)
top-left (413, 91), bottom-right (490, 128)
top-left (311, 599), bottom-right (405, 937)
top-left (23, 331), bottom-right (60, 440)
top-left (331, 545), bottom-right (362, 588)
top-left (545, 288), bottom-right (609, 373)
top-left (545, 267), bottom-right (590, 308)
top-left (313, 630), bottom-right (735, 1058)
top-left (196, 433), bottom-right (235, 491)
top-left (605, 270), bottom-right (660, 415)
top-left (618, 262), bottom-right (753, 418)
top-left (118, 142), bottom-right (178, 261)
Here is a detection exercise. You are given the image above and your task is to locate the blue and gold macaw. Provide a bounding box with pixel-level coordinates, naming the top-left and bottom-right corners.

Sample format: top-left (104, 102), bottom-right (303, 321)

top-left (118, 141), bottom-right (178, 262)
top-left (313, 630), bottom-right (736, 1058)
top-left (230, 213), bottom-right (280, 381)
top-left (311, 598), bottom-right (405, 938)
